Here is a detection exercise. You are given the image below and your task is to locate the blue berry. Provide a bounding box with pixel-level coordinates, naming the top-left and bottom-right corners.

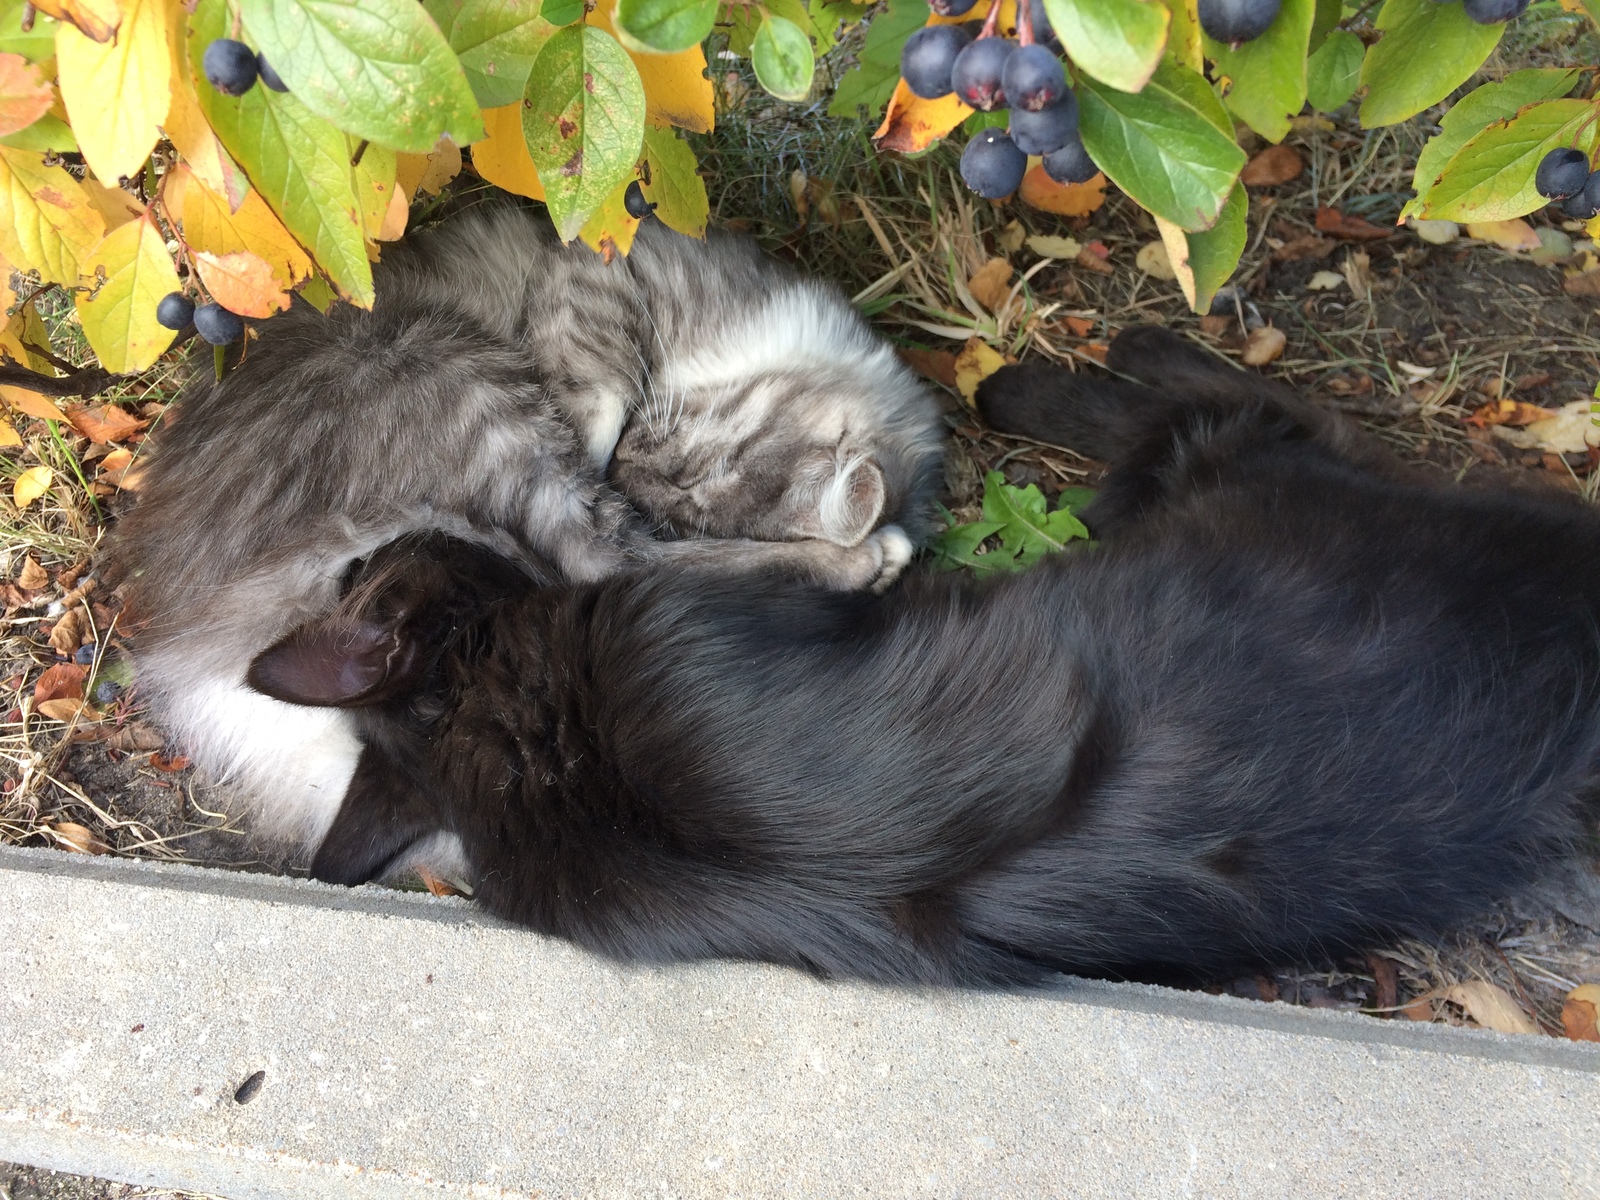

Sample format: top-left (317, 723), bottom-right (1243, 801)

top-left (1002, 44), bottom-right (1065, 112)
top-left (624, 180), bottom-right (655, 219)
top-left (1042, 134), bottom-right (1099, 185)
top-left (951, 37), bottom-right (1016, 112)
top-left (1198, 0), bottom-right (1281, 44)
top-left (156, 292), bottom-right (194, 331)
top-left (1538, 149), bottom-right (1590, 201)
top-left (256, 53), bottom-right (289, 93)
top-left (961, 130), bottom-right (1027, 200)
top-left (203, 39), bottom-right (259, 97)
top-left (1462, 0), bottom-right (1530, 21)
top-left (193, 303), bottom-right (245, 346)
top-left (901, 24), bottom-right (975, 101)
top-left (1009, 91), bottom-right (1078, 155)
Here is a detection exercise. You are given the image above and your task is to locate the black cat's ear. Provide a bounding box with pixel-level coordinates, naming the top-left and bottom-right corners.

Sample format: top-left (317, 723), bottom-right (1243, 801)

top-left (311, 747), bottom-right (435, 886)
top-left (247, 617), bottom-right (419, 707)
top-left (816, 456), bottom-right (885, 546)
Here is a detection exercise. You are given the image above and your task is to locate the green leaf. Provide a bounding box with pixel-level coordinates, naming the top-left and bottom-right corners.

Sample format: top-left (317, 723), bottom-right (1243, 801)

top-left (1042, 0), bottom-right (1169, 93)
top-left (1359, 0), bottom-right (1503, 129)
top-left (616, 0), bottom-right (717, 54)
top-left (1078, 65), bottom-right (1246, 232)
top-left (0, 0), bottom-right (59, 62)
top-left (190, 0), bottom-right (372, 306)
top-left (933, 473), bottom-right (1092, 574)
top-left (641, 125), bottom-right (707, 239)
top-left (423, 0), bottom-right (556, 109)
top-left (0, 112), bottom-right (76, 152)
top-left (239, 0), bottom-right (485, 154)
top-left (1205, 0), bottom-right (1314, 142)
top-left (752, 14), bottom-right (814, 102)
top-left (827, 0), bottom-right (925, 118)
top-left (541, 0), bottom-right (586, 24)
top-left (1308, 0), bottom-right (1343, 52)
top-left (962, 109), bottom-right (1010, 134)
top-left (1403, 68), bottom-right (1580, 215)
top-left (523, 24), bottom-right (646, 241)
top-left (1167, 179), bottom-right (1247, 314)
top-left (1422, 98), bottom-right (1598, 223)
top-left (1306, 29), bottom-right (1364, 113)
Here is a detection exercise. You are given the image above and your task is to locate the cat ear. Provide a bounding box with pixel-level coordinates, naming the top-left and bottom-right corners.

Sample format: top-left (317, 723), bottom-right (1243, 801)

top-left (247, 617), bottom-right (419, 707)
top-left (816, 456), bottom-right (886, 546)
top-left (311, 747), bottom-right (435, 886)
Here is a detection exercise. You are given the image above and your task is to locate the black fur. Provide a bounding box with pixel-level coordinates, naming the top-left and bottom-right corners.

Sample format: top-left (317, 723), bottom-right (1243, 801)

top-left (250, 327), bottom-right (1600, 986)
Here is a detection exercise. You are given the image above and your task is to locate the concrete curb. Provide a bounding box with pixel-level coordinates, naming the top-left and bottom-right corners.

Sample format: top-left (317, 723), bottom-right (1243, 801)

top-left (2, 845), bottom-right (1597, 1198)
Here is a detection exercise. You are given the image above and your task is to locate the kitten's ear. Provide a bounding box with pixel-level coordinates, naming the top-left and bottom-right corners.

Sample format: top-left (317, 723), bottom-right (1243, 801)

top-left (247, 618), bottom-right (420, 707)
top-left (311, 747), bottom-right (435, 886)
top-left (816, 456), bottom-right (886, 546)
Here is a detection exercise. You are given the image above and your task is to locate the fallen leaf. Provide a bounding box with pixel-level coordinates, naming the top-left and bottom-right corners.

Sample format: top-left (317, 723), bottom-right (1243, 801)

top-left (149, 751), bottom-right (190, 772)
top-left (872, 78), bottom-right (971, 154)
top-left (1135, 241), bottom-right (1176, 280)
top-left (1443, 980), bottom-right (1538, 1036)
top-left (6, 391), bottom-right (70, 423)
top-left (13, 465), bottom-right (52, 508)
top-left (1240, 144), bottom-right (1303, 187)
top-left (1075, 245), bottom-right (1114, 276)
top-left (1466, 218), bottom-right (1541, 253)
top-left (896, 347), bottom-right (957, 389)
top-left (1306, 269), bottom-right (1345, 291)
top-left (415, 864), bottom-right (464, 897)
top-left (1401, 994), bottom-right (1438, 1021)
top-left (16, 556), bottom-right (46, 590)
top-left (1408, 217), bottom-right (1460, 245)
top-left (1241, 325), bottom-right (1286, 366)
top-left (97, 445), bottom-right (134, 486)
top-left (1367, 954), bottom-right (1399, 1013)
top-left (1561, 983), bottom-right (1600, 1042)
top-left (36, 697), bottom-right (97, 722)
top-left (1273, 234), bottom-right (1338, 263)
top-left (1019, 166), bottom-right (1106, 217)
top-left (101, 720), bottom-right (163, 751)
top-left (1198, 314), bottom-right (1231, 336)
top-left (1491, 400), bottom-right (1598, 454)
top-left (954, 336), bottom-right (1006, 406)
top-left (1563, 268), bottom-right (1600, 297)
top-left (1342, 250), bottom-right (1371, 299)
top-left (1314, 206), bottom-right (1392, 241)
top-left (1026, 234), bottom-right (1083, 260)
top-left (1064, 315), bottom-right (1094, 338)
top-left (49, 820), bottom-right (108, 854)
top-left (1081, 342), bottom-right (1110, 364)
top-left (67, 403), bottom-right (147, 444)
top-left (33, 662), bottom-right (85, 704)
top-left (1466, 399), bottom-right (1558, 428)
top-left (1530, 227), bottom-right (1574, 266)
top-left (996, 220), bottom-right (1025, 253)
top-left (48, 607), bottom-right (85, 656)
top-left (967, 257), bottom-right (1014, 312)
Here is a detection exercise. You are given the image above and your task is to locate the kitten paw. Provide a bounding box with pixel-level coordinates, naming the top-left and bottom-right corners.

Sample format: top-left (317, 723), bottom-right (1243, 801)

top-left (865, 525), bottom-right (914, 594)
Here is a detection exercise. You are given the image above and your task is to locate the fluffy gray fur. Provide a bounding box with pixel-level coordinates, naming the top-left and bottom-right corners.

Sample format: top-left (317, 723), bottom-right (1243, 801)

top-left (104, 206), bottom-right (943, 849)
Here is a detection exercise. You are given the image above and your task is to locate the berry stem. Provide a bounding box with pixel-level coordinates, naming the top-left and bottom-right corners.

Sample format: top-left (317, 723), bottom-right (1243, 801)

top-left (977, 0), bottom-right (1003, 40)
top-left (1017, 0), bottom-right (1034, 48)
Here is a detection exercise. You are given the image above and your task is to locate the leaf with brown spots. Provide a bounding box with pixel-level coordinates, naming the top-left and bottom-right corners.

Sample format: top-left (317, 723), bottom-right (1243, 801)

top-left (872, 78), bottom-right (970, 154)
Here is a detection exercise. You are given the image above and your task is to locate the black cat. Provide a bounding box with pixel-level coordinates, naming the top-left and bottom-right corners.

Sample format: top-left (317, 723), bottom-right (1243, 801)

top-left (247, 327), bottom-right (1600, 986)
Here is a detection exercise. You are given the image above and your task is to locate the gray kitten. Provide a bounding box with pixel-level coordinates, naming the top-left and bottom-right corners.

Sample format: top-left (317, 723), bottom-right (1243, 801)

top-left (106, 206), bottom-right (943, 849)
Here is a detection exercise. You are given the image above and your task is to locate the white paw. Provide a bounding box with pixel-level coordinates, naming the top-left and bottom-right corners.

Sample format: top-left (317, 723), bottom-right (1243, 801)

top-left (866, 524), bottom-right (914, 594)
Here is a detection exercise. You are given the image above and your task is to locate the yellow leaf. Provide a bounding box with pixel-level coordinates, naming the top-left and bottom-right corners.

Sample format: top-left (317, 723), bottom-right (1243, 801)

top-left (13, 464), bottom-right (52, 507)
top-left (0, 146), bottom-right (106, 285)
top-left (376, 189), bottom-right (408, 243)
top-left (1019, 166), bottom-right (1107, 216)
top-left (192, 249), bottom-right (290, 318)
top-left (1025, 234), bottom-right (1082, 259)
top-left (396, 138), bottom-right (463, 200)
top-left (160, 0), bottom-right (247, 210)
top-left (1443, 981), bottom-right (1538, 1036)
top-left (57, 0), bottom-right (171, 184)
top-left (0, 416), bottom-right (16, 446)
top-left (74, 215), bottom-right (182, 374)
top-left (873, 79), bottom-right (971, 154)
top-left (1466, 218), bottom-right (1542, 252)
top-left (471, 104), bottom-right (546, 200)
top-left (166, 163), bottom-right (310, 290)
top-left (954, 336), bottom-right (1005, 406)
top-left (1162, 0), bottom-right (1203, 72)
top-left (351, 140), bottom-right (398, 246)
top-left (967, 257), bottom-right (1013, 312)
top-left (81, 177), bottom-right (148, 231)
top-left (31, 0), bottom-right (120, 42)
top-left (297, 274), bottom-right (336, 314)
top-left (0, 251), bottom-right (15, 317)
top-left (0, 53), bottom-right (55, 137)
top-left (578, 177), bottom-right (640, 260)
top-left (1135, 240), bottom-right (1177, 280)
top-left (1241, 325), bottom-right (1286, 366)
top-left (0, 325), bottom-right (70, 420)
top-left (587, 0), bottom-right (713, 133)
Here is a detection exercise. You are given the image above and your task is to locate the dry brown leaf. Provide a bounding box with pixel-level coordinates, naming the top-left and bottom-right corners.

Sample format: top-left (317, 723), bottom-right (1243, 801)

top-left (1444, 980), bottom-right (1539, 1035)
top-left (1018, 166), bottom-right (1107, 217)
top-left (36, 697), bottom-right (98, 723)
top-left (1241, 326), bottom-right (1287, 366)
top-left (415, 864), bottom-right (464, 897)
top-left (1401, 994), bottom-right (1438, 1021)
top-left (98, 446), bottom-right (135, 486)
top-left (31, 0), bottom-right (120, 42)
top-left (1135, 241), bottom-right (1176, 280)
top-left (48, 608), bottom-right (85, 657)
top-left (1198, 314), bottom-right (1231, 336)
top-left (1273, 234), bottom-right (1338, 263)
top-left (149, 751), bottom-right (190, 772)
top-left (1466, 218), bottom-right (1541, 252)
top-left (1240, 144), bottom-right (1303, 187)
top-left (1081, 342), bottom-right (1110, 365)
top-left (1466, 399), bottom-right (1558, 428)
top-left (34, 662), bottom-right (85, 704)
top-left (1075, 244), bottom-right (1114, 276)
top-left (67, 403), bottom-right (147, 444)
top-left (896, 347), bottom-right (957, 389)
top-left (16, 555), bottom-right (47, 590)
top-left (954, 337), bottom-right (1006, 406)
top-left (1064, 315), bottom-right (1094, 338)
top-left (996, 220), bottom-right (1026, 253)
top-left (101, 721), bottom-right (164, 751)
top-left (1562, 984), bottom-right (1600, 1042)
top-left (1315, 206), bottom-right (1393, 241)
top-left (1367, 954), bottom-right (1399, 1012)
top-left (1491, 400), bottom-right (1597, 454)
top-left (1342, 250), bottom-right (1371, 299)
top-left (50, 820), bottom-right (109, 854)
top-left (967, 257), bottom-right (1014, 312)
top-left (1563, 268), bottom-right (1600, 297)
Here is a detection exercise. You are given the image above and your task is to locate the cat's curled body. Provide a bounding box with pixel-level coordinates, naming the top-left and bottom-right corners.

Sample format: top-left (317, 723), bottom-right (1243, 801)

top-left (248, 327), bottom-right (1600, 985)
top-left (106, 206), bottom-right (943, 849)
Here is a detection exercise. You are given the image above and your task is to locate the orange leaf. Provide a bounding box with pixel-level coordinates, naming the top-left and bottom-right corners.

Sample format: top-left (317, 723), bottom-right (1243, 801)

top-left (396, 137), bottom-right (463, 200)
top-left (150, 751), bottom-right (190, 772)
top-left (49, 819), bottom-right (109, 851)
top-left (967, 257), bottom-right (1014, 311)
top-left (168, 163), bottom-right (311, 289)
top-left (897, 346), bottom-right (957, 388)
top-left (97, 445), bottom-right (134, 486)
top-left (192, 250), bottom-right (291, 319)
top-left (1019, 167), bottom-right (1107, 217)
top-left (1240, 144), bottom-right (1303, 187)
top-left (5, 391), bottom-right (68, 423)
top-left (31, 0), bottom-right (120, 42)
top-left (1242, 325), bottom-right (1287, 366)
top-left (67, 403), bottom-right (148, 444)
top-left (873, 79), bottom-right (971, 154)
top-left (0, 53), bottom-right (54, 138)
top-left (470, 104), bottom-right (546, 201)
top-left (1064, 316), bottom-right (1094, 338)
top-left (1314, 206), bottom-right (1392, 241)
top-left (34, 662), bottom-right (86, 705)
top-left (588, 0), bottom-right (713, 133)
top-left (1563, 985), bottom-right (1600, 1042)
top-left (81, 178), bottom-right (148, 231)
top-left (1466, 399), bottom-right (1558, 428)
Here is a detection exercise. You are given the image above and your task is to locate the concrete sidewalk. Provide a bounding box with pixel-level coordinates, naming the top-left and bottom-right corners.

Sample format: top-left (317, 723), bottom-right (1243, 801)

top-left (0, 845), bottom-right (1596, 1199)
